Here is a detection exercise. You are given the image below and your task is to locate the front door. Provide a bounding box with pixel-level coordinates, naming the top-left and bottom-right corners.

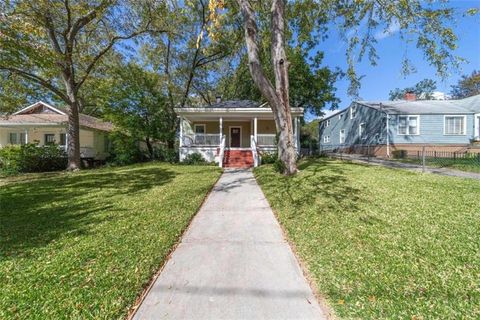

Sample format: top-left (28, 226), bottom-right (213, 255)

top-left (230, 127), bottom-right (241, 148)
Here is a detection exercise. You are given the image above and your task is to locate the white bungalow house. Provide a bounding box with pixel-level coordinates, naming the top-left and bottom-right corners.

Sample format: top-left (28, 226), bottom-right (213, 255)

top-left (175, 100), bottom-right (303, 168)
top-left (0, 101), bottom-right (113, 160)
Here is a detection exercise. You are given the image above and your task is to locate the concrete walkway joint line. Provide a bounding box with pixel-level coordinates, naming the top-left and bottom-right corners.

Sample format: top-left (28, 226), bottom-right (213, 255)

top-left (133, 169), bottom-right (327, 320)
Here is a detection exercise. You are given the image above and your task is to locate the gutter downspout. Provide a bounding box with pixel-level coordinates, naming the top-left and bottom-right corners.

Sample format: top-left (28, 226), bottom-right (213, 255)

top-left (379, 103), bottom-right (390, 158)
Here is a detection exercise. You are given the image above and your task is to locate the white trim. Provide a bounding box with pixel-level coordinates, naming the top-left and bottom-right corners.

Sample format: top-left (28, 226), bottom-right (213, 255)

top-left (325, 119), bottom-right (331, 127)
top-left (443, 115), bottom-right (467, 136)
top-left (350, 105), bottom-right (357, 119)
top-left (194, 123), bottom-right (206, 134)
top-left (323, 135), bottom-right (330, 143)
top-left (475, 114), bottom-right (480, 140)
top-left (397, 115), bottom-right (420, 135)
top-left (339, 129), bottom-right (346, 144)
top-left (229, 126), bottom-right (242, 148)
top-left (13, 101), bottom-right (67, 116)
top-left (358, 122), bottom-right (365, 138)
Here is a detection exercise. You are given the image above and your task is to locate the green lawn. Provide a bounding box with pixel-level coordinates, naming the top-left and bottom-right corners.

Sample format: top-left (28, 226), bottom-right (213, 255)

top-left (394, 157), bottom-right (480, 174)
top-left (0, 162), bottom-right (221, 319)
top-left (255, 159), bottom-right (480, 319)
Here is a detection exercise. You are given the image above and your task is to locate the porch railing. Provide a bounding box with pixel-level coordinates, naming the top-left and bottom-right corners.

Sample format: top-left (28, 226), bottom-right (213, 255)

top-left (257, 134), bottom-right (276, 146)
top-left (182, 134), bottom-right (220, 146)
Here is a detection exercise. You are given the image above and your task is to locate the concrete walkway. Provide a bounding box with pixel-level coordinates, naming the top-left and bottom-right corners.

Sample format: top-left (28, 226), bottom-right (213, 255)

top-left (332, 153), bottom-right (480, 180)
top-left (133, 169), bottom-right (327, 320)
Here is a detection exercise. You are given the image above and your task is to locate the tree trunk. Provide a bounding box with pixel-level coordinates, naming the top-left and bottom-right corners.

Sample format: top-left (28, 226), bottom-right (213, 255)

top-left (237, 0), bottom-right (297, 175)
top-left (145, 137), bottom-right (154, 159)
top-left (67, 101), bottom-right (82, 170)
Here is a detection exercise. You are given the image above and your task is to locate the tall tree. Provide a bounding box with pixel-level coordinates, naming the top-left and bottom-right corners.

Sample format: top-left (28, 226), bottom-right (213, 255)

top-left (0, 0), bottom-right (168, 169)
top-left (450, 70), bottom-right (480, 99)
top-left (214, 0), bottom-right (469, 175)
top-left (105, 62), bottom-right (176, 158)
top-left (389, 79), bottom-right (437, 100)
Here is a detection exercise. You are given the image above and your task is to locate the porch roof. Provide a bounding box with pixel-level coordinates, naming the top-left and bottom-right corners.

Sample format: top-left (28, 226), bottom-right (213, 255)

top-left (175, 100), bottom-right (304, 118)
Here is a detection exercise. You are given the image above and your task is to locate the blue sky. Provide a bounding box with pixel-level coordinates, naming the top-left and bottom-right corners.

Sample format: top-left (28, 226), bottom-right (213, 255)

top-left (313, 1), bottom-right (480, 119)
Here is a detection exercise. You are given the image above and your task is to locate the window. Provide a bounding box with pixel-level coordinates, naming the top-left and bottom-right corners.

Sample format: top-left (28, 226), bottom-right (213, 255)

top-left (194, 124), bottom-right (205, 134)
top-left (444, 116), bottom-right (466, 135)
top-left (59, 133), bottom-right (66, 146)
top-left (340, 129), bottom-right (346, 144)
top-left (8, 132), bottom-right (26, 145)
top-left (9, 133), bottom-right (18, 144)
top-left (44, 134), bottom-right (55, 145)
top-left (398, 115), bottom-right (419, 135)
top-left (323, 135), bottom-right (330, 143)
top-left (325, 119), bottom-right (331, 127)
top-left (350, 106), bottom-right (357, 119)
top-left (339, 113), bottom-right (343, 120)
top-left (359, 123), bottom-right (366, 138)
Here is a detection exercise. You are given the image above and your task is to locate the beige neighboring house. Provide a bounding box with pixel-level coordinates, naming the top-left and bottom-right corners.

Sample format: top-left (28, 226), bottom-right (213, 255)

top-left (175, 99), bottom-right (303, 168)
top-left (0, 101), bottom-right (113, 160)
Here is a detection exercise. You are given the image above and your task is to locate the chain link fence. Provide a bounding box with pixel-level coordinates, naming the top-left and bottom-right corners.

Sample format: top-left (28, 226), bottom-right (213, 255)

top-left (320, 144), bottom-right (480, 173)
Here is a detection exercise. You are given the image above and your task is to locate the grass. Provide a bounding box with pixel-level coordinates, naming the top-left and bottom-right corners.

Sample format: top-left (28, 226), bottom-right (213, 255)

top-left (254, 158), bottom-right (480, 319)
top-left (393, 157), bottom-right (480, 174)
top-left (0, 162), bottom-right (221, 319)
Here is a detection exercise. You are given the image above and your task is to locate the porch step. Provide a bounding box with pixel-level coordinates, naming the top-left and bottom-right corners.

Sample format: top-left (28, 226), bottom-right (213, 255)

top-left (223, 150), bottom-right (254, 168)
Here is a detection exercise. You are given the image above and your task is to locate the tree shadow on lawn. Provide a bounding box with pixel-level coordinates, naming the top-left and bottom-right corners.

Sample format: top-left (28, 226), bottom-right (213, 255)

top-left (262, 158), bottom-right (363, 217)
top-left (0, 166), bottom-right (176, 257)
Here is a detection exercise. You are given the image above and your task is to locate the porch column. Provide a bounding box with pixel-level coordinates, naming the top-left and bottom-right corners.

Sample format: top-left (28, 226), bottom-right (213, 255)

top-left (179, 116), bottom-right (183, 147)
top-left (24, 128), bottom-right (28, 144)
top-left (254, 117), bottom-right (257, 142)
top-left (219, 117), bottom-right (223, 140)
top-left (294, 117), bottom-right (299, 149)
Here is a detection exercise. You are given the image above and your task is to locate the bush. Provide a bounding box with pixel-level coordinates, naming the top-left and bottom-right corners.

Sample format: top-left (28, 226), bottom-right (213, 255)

top-left (392, 150), bottom-right (407, 159)
top-left (260, 151), bottom-right (277, 164)
top-left (273, 158), bottom-right (286, 173)
top-left (154, 146), bottom-right (178, 163)
top-left (182, 152), bottom-right (207, 165)
top-left (0, 143), bottom-right (67, 175)
top-left (107, 132), bottom-right (144, 165)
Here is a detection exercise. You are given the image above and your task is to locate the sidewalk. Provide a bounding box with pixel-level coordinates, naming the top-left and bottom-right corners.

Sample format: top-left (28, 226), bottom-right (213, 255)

top-left (330, 153), bottom-right (480, 180)
top-left (132, 169), bottom-right (327, 320)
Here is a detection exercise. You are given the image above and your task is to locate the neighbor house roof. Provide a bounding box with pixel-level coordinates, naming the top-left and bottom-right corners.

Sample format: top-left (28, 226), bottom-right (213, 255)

top-left (357, 94), bottom-right (480, 115)
top-left (204, 100), bottom-right (262, 108)
top-left (0, 101), bottom-right (113, 132)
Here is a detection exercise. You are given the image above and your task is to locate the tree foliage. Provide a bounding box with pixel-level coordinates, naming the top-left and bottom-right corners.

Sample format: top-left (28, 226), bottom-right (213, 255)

top-left (389, 78), bottom-right (437, 100)
top-left (105, 62), bottom-right (176, 158)
top-left (450, 70), bottom-right (480, 99)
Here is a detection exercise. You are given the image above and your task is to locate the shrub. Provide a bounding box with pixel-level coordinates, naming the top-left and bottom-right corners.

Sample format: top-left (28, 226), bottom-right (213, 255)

top-left (0, 143), bottom-right (67, 175)
top-left (392, 150), bottom-right (407, 159)
top-left (182, 152), bottom-right (207, 165)
top-left (273, 158), bottom-right (286, 173)
top-left (154, 146), bottom-right (179, 163)
top-left (107, 132), bottom-right (144, 165)
top-left (260, 151), bottom-right (277, 164)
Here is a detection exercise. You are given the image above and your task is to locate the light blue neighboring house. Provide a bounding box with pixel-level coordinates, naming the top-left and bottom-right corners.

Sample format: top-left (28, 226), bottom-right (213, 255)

top-left (319, 94), bottom-right (480, 157)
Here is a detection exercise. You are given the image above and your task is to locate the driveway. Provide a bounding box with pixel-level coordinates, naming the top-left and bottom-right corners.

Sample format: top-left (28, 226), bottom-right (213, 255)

top-left (132, 169), bottom-right (328, 320)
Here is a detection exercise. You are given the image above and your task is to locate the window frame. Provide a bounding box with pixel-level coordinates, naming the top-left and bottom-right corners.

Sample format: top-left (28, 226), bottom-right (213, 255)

top-left (193, 124), bottom-right (206, 134)
top-left (8, 132), bottom-right (26, 145)
top-left (44, 133), bottom-right (56, 145)
top-left (443, 115), bottom-right (467, 136)
top-left (325, 119), bottom-right (331, 127)
top-left (397, 115), bottom-right (420, 136)
top-left (358, 123), bottom-right (366, 138)
top-left (350, 106), bottom-right (357, 119)
top-left (59, 133), bottom-right (67, 146)
top-left (339, 129), bottom-right (346, 144)
top-left (323, 135), bottom-right (330, 143)
top-left (338, 113), bottom-right (343, 120)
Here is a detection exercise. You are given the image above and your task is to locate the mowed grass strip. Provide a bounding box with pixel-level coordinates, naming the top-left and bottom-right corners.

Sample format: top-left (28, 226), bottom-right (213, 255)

top-left (254, 159), bottom-right (480, 319)
top-left (0, 162), bottom-right (221, 319)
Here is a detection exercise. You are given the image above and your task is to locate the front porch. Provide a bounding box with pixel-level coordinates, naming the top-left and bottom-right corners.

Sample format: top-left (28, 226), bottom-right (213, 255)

top-left (179, 116), bottom-right (300, 167)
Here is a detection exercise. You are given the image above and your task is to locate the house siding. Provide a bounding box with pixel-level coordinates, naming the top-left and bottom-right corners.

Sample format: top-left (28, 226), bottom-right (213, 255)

top-left (319, 103), bottom-right (388, 150)
top-left (391, 114), bottom-right (473, 144)
top-left (320, 102), bottom-right (475, 154)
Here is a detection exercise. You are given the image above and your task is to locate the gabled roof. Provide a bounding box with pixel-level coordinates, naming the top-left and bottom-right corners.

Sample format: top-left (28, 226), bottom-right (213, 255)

top-left (13, 101), bottom-right (67, 115)
top-left (356, 94), bottom-right (480, 115)
top-left (0, 101), bottom-right (113, 132)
